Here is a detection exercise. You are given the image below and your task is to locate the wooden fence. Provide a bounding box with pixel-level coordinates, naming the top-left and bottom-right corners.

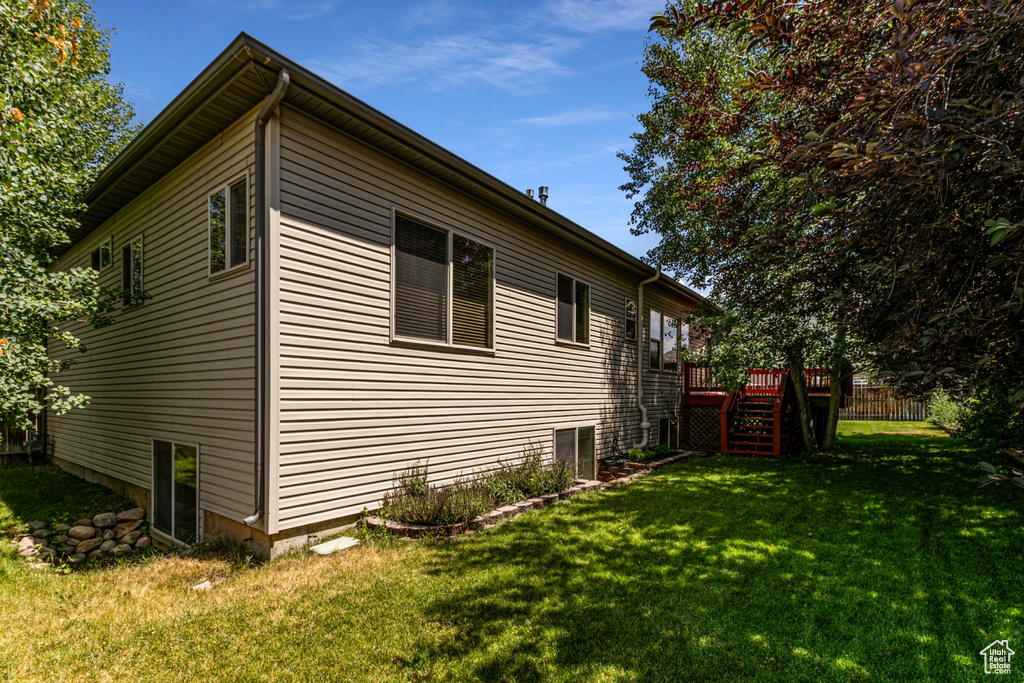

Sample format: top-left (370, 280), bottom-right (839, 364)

top-left (840, 386), bottom-right (930, 421)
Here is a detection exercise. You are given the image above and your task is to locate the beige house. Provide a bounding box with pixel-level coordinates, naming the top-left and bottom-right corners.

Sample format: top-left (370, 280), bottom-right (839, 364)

top-left (47, 35), bottom-right (706, 557)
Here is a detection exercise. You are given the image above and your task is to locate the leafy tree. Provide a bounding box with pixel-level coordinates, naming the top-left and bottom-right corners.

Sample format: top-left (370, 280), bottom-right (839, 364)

top-left (0, 0), bottom-right (135, 429)
top-left (621, 7), bottom-right (855, 451)
top-left (625, 1), bottom-right (1024, 444)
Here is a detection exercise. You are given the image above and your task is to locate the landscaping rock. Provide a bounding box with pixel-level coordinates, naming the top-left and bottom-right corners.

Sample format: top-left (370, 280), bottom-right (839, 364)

top-left (116, 508), bottom-right (146, 522)
top-left (38, 546), bottom-right (56, 561)
top-left (99, 540), bottom-right (116, 552)
top-left (54, 524), bottom-right (71, 533)
top-left (121, 531), bottom-right (141, 546)
top-left (26, 521), bottom-right (47, 531)
top-left (134, 536), bottom-right (151, 548)
top-left (113, 519), bottom-right (142, 539)
top-left (497, 505), bottom-right (519, 518)
top-left (112, 543), bottom-right (131, 556)
top-left (514, 501), bottom-right (533, 514)
top-left (18, 536), bottom-right (36, 557)
top-left (363, 516), bottom-right (385, 530)
top-left (557, 490), bottom-right (570, 500)
top-left (540, 494), bottom-right (559, 506)
top-left (102, 530), bottom-right (115, 541)
top-left (92, 512), bottom-right (118, 528)
top-left (527, 497), bottom-right (544, 509)
top-left (67, 525), bottom-right (96, 541)
top-left (87, 549), bottom-right (104, 559)
top-left (32, 529), bottom-right (52, 539)
top-left (72, 518), bottom-right (93, 528)
top-left (484, 510), bottom-right (504, 523)
top-left (75, 537), bottom-right (104, 554)
top-left (468, 516), bottom-right (486, 531)
top-left (70, 553), bottom-right (87, 565)
top-left (51, 535), bottom-right (68, 545)
top-left (567, 486), bottom-right (582, 497)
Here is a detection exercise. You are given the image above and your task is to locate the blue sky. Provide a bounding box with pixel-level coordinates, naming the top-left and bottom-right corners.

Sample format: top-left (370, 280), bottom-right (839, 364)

top-left (94, 0), bottom-right (680, 280)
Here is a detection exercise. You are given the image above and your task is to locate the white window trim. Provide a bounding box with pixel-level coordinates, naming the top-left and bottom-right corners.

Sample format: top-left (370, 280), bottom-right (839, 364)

top-left (207, 174), bottom-right (251, 279)
top-left (389, 206), bottom-right (497, 354)
top-left (150, 438), bottom-right (200, 547)
top-left (554, 271), bottom-right (592, 348)
top-left (552, 423), bottom-right (598, 480)
top-left (624, 297), bottom-right (638, 341)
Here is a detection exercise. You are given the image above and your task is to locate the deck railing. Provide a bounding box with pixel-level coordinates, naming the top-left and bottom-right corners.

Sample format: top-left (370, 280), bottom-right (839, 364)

top-left (684, 363), bottom-right (835, 398)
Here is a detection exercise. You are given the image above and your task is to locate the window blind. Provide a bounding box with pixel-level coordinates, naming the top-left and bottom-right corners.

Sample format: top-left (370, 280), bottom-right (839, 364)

top-left (556, 275), bottom-right (573, 341)
top-left (395, 216), bottom-right (448, 342)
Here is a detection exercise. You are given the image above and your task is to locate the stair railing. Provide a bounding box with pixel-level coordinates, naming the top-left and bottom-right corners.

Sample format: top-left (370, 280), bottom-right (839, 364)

top-left (772, 369), bottom-right (792, 456)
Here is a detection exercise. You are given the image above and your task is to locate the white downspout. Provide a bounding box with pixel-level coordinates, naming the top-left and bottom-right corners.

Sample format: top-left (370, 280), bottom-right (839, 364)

top-left (634, 265), bottom-right (662, 448)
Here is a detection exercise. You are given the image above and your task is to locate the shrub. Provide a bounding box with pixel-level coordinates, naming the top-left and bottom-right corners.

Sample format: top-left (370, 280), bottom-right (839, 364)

top-left (928, 389), bottom-right (969, 433)
top-left (627, 443), bottom-right (672, 463)
top-left (959, 388), bottom-right (1024, 450)
top-left (382, 476), bottom-right (494, 527)
top-left (483, 446), bottom-right (575, 505)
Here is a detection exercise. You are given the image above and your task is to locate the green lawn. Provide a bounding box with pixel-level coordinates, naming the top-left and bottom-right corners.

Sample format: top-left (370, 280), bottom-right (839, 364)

top-left (1, 422), bottom-right (1022, 681)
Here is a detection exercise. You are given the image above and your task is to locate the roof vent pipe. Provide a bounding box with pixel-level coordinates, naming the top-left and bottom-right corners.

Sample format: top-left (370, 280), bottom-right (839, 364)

top-left (526, 189), bottom-right (534, 200)
top-left (538, 186), bottom-right (548, 206)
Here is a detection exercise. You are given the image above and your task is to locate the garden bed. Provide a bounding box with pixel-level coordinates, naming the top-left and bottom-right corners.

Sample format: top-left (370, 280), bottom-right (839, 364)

top-left (598, 449), bottom-right (693, 483)
top-left (363, 478), bottom-right (605, 539)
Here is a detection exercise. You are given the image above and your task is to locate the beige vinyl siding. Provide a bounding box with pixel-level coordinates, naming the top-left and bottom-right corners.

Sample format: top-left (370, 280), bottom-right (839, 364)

top-left (274, 106), bottom-right (695, 529)
top-left (47, 109), bottom-right (258, 526)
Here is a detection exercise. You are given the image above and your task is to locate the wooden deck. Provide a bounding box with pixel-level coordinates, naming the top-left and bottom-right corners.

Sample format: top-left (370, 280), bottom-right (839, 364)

top-left (681, 363), bottom-right (852, 456)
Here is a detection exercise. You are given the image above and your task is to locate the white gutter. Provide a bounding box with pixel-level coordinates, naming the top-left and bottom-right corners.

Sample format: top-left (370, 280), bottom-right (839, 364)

top-left (633, 265), bottom-right (662, 449)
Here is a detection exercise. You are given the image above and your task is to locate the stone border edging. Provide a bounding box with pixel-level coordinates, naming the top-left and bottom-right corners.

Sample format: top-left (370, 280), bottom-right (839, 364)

top-left (598, 450), bottom-right (693, 483)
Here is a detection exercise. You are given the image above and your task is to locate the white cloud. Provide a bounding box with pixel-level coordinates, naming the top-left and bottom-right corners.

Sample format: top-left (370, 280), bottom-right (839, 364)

top-left (308, 32), bottom-right (578, 93)
top-left (210, 0), bottom-right (336, 21)
top-left (514, 107), bottom-right (624, 127)
top-left (547, 0), bottom-right (664, 32)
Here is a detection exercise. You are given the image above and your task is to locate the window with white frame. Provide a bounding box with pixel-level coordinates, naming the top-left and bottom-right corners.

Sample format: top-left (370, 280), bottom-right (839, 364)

top-left (554, 425), bottom-right (596, 480)
top-left (121, 235), bottom-right (144, 306)
top-left (625, 298), bottom-right (637, 341)
top-left (393, 213), bottom-right (494, 349)
top-left (90, 237), bottom-right (112, 271)
top-left (649, 309), bottom-right (680, 371)
top-left (556, 274), bottom-right (590, 345)
top-left (209, 178), bottom-right (248, 274)
top-left (152, 440), bottom-right (198, 544)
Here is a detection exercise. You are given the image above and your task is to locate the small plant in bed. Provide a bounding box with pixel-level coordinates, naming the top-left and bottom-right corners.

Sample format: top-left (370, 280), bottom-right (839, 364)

top-left (627, 444), bottom-right (672, 463)
top-left (483, 447), bottom-right (575, 505)
top-left (381, 475), bottom-right (494, 527)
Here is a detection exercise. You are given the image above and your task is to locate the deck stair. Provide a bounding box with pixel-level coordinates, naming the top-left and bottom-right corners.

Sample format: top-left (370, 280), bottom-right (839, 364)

top-left (727, 398), bottom-right (787, 455)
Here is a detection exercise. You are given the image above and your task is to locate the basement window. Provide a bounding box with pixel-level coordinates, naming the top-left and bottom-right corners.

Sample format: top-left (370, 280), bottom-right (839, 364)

top-left (556, 273), bottom-right (590, 345)
top-left (152, 440), bottom-right (198, 545)
top-left (393, 213), bottom-right (494, 350)
top-left (209, 178), bottom-right (248, 274)
top-left (90, 237), bottom-right (112, 271)
top-left (554, 425), bottom-right (596, 480)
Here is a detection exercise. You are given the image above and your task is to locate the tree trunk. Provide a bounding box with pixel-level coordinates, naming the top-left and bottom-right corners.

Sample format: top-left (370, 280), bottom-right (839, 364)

top-left (821, 324), bottom-right (847, 451)
top-left (786, 347), bottom-right (816, 453)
